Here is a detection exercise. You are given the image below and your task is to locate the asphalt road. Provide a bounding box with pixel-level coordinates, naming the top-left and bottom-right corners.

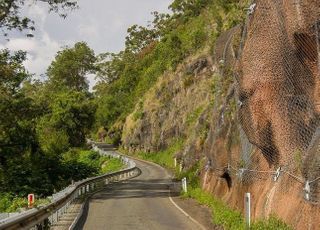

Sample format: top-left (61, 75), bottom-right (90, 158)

top-left (82, 156), bottom-right (200, 230)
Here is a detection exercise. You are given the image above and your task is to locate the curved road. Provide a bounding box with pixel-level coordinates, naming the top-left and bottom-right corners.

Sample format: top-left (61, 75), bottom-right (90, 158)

top-left (82, 156), bottom-right (200, 230)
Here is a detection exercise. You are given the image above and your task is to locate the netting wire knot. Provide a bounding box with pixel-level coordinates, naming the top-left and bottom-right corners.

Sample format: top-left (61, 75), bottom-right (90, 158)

top-left (273, 167), bottom-right (281, 182)
top-left (205, 159), bottom-right (212, 171)
top-left (303, 180), bottom-right (311, 201)
top-left (247, 3), bottom-right (256, 15)
top-left (227, 163), bottom-right (231, 172)
top-left (237, 168), bottom-right (245, 181)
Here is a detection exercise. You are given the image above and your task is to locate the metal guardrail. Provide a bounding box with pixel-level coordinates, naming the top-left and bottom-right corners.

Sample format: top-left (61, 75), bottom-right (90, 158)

top-left (0, 143), bottom-right (139, 230)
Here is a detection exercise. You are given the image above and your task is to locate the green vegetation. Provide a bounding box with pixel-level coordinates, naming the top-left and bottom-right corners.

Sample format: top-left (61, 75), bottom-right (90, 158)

top-left (0, 193), bottom-right (50, 213)
top-left (93, 0), bottom-right (250, 141)
top-left (183, 188), bottom-right (245, 229)
top-left (183, 188), bottom-right (292, 230)
top-left (0, 42), bottom-right (97, 199)
top-left (252, 216), bottom-right (292, 230)
top-left (0, 0), bottom-right (77, 37)
top-left (0, 149), bottom-right (124, 212)
top-left (0, 39), bottom-right (114, 212)
top-left (132, 101), bottom-right (144, 121)
top-left (130, 139), bottom-right (184, 171)
top-left (186, 106), bottom-right (204, 126)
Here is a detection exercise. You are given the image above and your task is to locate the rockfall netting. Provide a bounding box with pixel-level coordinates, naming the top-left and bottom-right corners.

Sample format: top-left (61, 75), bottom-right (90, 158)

top-left (206, 0), bottom-right (320, 204)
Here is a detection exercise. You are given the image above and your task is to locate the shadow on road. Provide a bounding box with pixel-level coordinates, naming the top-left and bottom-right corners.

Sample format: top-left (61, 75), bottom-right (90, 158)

top-left (91, 179), bottom-right (181, 201)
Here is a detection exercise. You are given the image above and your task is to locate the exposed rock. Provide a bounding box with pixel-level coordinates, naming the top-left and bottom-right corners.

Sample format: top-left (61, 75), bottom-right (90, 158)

top-left (186, 58), bottom-right (208, 75)
top-left (122, 52), bottom-right (214, 154)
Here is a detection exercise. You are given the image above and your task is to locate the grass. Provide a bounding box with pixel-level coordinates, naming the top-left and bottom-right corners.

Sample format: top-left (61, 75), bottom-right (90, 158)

top-left (63, 149), bottom-right (124, 175)
top-left (132, 139), bottom-right (184, 171)
top-left (183, 188), bottom-right (292, 230)
top-left (0, 193), bottom-right (50, 212)
top-left (183, 187), bottom-right (245, 229)
top-left (101, 157), bottom-right (124, 174)
top-left (186, 106), bottom-right (204, 126)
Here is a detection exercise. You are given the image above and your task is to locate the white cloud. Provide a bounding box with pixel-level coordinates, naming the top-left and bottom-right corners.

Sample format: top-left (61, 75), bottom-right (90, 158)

top-left (23, 32), bottom-right (63, 76)
top-left (0, 0), bottom-right (173, 88)
top-left (78, 21), bottom-right (99, 40)
top-left (86, 73), bottom-right (98, 91)
top-left (6, 38), bottom-right (36, 52)
top-left (23, 0), bottom-right (48, 32)
top-left (0, 32), bottom-right (64, 77)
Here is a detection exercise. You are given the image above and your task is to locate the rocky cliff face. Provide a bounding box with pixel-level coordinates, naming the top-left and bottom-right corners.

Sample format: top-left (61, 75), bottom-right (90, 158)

top-left (122, 50), bottom-right (214, 156)
top-left (121, 0), bottom-right (320, 228)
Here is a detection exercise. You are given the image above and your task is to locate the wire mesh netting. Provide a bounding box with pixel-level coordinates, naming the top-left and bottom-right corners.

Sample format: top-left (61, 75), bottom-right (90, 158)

top-left (206, 0), bottom-right (320, 205)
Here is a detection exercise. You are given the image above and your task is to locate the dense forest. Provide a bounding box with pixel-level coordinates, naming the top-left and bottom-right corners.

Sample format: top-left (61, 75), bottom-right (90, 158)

top-left (0, 0), bottom-right (249, 211)
top-left (0, 0), bottom-right (111, 211)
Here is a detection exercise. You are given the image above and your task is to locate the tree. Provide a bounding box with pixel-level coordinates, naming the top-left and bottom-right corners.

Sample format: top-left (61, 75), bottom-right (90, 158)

top-left (150, 11), bottom-right (171, 38)
top-left (0, 49), bottom-right (46, 194)
top-left (0, 0), bottom-right (78, 37)
top-left (169, 0), bottom-right (211, 17)
top-left (0, 49), bottom-right (34, 163)
top-left (125, 25), bottom-right (158, 54)
top-left (47, 42), bottom-right (96, 92)
top-left (37, 91), bottom-right (96, 148)
top-left (95, 52), bottom-right (126, 84)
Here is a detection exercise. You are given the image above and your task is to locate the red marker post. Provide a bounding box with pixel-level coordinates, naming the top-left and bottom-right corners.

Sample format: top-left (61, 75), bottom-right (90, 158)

top-left (28, 194), bottom-right (35, 208)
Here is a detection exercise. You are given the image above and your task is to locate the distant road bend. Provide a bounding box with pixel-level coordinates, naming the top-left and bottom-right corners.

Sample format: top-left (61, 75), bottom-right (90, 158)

top-left (81, 146), bottom-right (201, 230)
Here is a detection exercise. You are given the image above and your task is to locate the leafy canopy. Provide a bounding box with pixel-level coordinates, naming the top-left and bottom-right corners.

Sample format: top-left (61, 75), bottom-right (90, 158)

top-left (47, 42), bottom-right (96, 92)
top-left (0, 0), bottom-right (78, 37)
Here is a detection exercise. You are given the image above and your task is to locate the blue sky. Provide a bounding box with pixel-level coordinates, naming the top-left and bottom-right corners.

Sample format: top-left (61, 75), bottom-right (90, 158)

top-left (0, 0), bottom-right (172, 89)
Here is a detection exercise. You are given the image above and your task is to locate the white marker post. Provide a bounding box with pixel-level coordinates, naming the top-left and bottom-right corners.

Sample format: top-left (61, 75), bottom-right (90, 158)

top-left (182, 177), bottom-right (187, 193)
top-left (245, 193), bottom-right (251, 229)
top-left (174, 158), bottom-right (177, 167)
